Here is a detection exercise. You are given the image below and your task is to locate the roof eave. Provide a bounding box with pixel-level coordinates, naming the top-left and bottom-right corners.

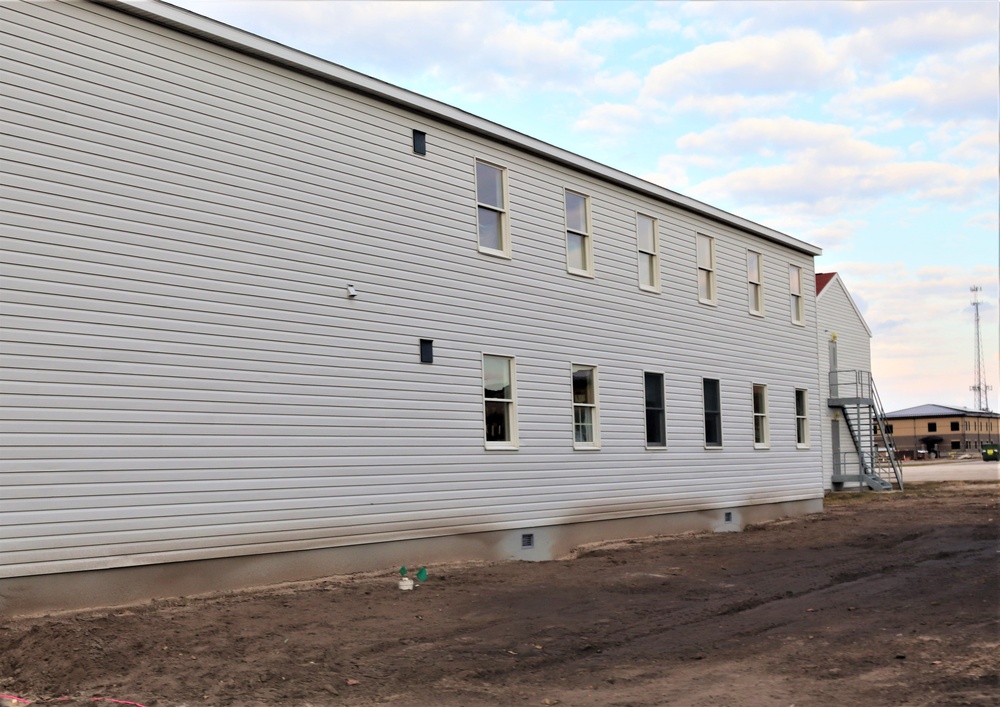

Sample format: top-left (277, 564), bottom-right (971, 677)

top-left (94, 0), bottom-right (821, 257)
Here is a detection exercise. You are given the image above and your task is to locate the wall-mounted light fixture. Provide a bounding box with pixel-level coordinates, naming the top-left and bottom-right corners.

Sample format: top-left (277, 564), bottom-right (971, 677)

top-left (346, 284), bottom-right (358, 298)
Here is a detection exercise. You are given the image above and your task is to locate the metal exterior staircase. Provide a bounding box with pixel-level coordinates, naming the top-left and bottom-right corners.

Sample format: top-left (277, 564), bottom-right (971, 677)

top-left (829, 370), bottom-right (904, 491)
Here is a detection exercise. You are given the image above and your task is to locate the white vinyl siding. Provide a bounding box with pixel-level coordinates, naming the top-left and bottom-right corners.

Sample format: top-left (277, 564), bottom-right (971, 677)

top-left (816, 275), bottom-right (872, 488)
top-left (0, 0), bottom-right (823, 580)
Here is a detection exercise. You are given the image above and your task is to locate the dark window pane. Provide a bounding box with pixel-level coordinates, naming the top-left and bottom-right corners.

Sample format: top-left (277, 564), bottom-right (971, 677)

top-left (484, 400), bottom-right (510, 442)
top-left (644, 373), bottom-right (664, 408)
top-left (704, 379), bottom-right (721, 446)
top-left (573, 368), bottom-right (593, 404)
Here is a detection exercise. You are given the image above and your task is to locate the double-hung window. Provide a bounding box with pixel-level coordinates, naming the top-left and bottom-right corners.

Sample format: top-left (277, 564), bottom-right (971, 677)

top-left (483, 355), bottom-right (517, 449)
top-left (637, 214), bottom-right (659, 291)
top-left (795, 389), bottom-right (809, 448)
top-left (644, 372), bottom-right (666, 448)
top-left (572, 364), bottom-right (599, 448)
top-left (789, 265), bottom-right (804, 324)
top-left (703, 378), bottom-right (722, 447)
top-left (475, 160), bottom-right (509, 257)
top-left (697, 234), bottom-right (716, 305)
top-left (752, 384), bottom-right (769, 448)
top-left (565, 190), bottom-right (593, 276)
top-left (747, 250), bottom-right (764, 315)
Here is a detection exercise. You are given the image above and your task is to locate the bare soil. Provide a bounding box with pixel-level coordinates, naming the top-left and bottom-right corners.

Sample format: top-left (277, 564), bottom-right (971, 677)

top-left (2, 482), bottom-right (997, 707)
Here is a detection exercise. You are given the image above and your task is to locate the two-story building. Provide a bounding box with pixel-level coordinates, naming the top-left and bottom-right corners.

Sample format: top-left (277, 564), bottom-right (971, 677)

top-left (884, 405), bottom-right (999, 459)
top-left (1, 0), bottom-right (825, 616)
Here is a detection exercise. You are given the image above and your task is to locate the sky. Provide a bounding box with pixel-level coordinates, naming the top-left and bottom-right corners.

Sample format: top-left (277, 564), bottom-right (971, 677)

top-left (165, 0), bottom-right (999, 413)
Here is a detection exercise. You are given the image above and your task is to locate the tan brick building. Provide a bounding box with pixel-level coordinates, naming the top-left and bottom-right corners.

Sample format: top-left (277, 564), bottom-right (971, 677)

top-left (884, 404), bottom-right (999, 459)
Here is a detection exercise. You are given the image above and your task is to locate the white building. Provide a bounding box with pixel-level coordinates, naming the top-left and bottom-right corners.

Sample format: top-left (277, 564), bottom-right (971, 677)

top-left (0, 0), bottom-right (825, 616)
top-left (816, 273), bottom-right (900, 491)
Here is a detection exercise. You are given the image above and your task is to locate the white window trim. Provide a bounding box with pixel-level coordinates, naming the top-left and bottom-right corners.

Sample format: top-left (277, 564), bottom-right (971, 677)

top-left (482, 354), bottom-right (518, 450)
top-left (475, 159), bottom-right (510, 258)
top-left (565, 189), bottom-right (594, 278)
top-left (789, 264), bottom-right (805, 325)
top-left (571, 363), bottom-right (600, 450)
top-left (795, 388), bottom-right (810, 449)
top-left (637, 213), bottom-right (660, 293)
top-left (643, 370), bottom-right (667, 449)
top-left (747, 249), bottom-right (764, 316)
top-left (697, 234), bottom-right (717, 306)
top-left (703, 377), bottom-right (723, 449)
top-left (752, 383), bottom-right (770, 449)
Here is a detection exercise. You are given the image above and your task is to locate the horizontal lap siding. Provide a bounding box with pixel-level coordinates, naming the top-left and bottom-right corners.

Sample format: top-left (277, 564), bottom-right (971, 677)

top-left (817, 278), bottom-right (872, 485)
top-left (0, 0), bottom-right (823, 578)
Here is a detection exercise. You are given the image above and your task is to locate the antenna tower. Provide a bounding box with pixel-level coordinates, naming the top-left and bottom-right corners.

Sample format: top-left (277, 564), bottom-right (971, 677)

top-left (970, 285), bottom-right (992, 411)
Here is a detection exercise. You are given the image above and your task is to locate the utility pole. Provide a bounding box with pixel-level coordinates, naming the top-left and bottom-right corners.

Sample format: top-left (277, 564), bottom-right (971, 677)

top-left (970, 286), bottom-right (992, 412)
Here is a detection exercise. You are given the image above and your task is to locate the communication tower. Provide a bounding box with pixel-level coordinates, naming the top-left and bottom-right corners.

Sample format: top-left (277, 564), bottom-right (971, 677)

top-left (970, 285), bottom-right (992, 411)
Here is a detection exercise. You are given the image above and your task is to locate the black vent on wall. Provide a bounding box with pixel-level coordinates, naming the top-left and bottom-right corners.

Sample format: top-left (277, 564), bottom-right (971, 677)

top-left (413, 130), bottom-right (427, 155)
top-left (419, 339), bottom-right (433, 363)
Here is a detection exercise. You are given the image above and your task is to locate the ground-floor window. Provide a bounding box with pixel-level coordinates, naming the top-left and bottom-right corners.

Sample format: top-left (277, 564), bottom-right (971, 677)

top-left (483, 355), bottom-right (517, 449)
top-left (951, 441), bottom-right (961, 450)
top-left (795, 389), bottom-right (809, 447)
top-left (752, 384), bottom-right (769, 448)
top-left (703, 378), bottom-right (722, 447)
top-left (644, 372), bottom-right (666, 447)
top-left (572, 364), bottom-right (599, 448)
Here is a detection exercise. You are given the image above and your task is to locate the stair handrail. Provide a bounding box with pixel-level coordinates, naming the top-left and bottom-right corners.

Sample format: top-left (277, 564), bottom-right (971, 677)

top-left (870, 377), bottom-right (904, 490)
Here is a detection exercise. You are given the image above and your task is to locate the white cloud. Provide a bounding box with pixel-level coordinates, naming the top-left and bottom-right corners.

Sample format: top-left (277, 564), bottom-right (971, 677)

top-left (642, 29), bottom-right (852, 103)
top-left (676, 118), bottom-right (901, 163)
top-left (574, 103), bottom-right (644, 135)
top-left (574, 18), bottom-right (637, 44)
top-left (670, 93), bottom-right (796, 118)
top-left (829, 43), bottom-right (999, 121)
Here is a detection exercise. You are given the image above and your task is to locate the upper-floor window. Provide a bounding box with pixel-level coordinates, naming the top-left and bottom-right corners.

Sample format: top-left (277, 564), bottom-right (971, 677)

top-left (475, 160), bottom-right (509, 257)
top-left (703, 378), bottom-right (722, 447)
top-left (697, 235), bottom-right (716, 305)
top-left (927, 422), bottom-right (937, 432)
top-left (565, 190), bottom-right (593, 276)
top-left (795, 389), bottom-right (809, 448)
top-left (752, 383), bottom-right (769, 449)
top-left (789, 265), bottom-right (804, 324)
top-left (886, 423), bottom-right (894, 434)
top-left (483, 355), bottom-right (517, 449)
top-left (644, 372), bottom-right (666, 448)
top-left (637, 214), bottom-right (660, 292)
top-left (747, 250), bottom-right (764, 315)
top-left (572, 364), bottom-right (600, 448)
top-left (951, 421), bottom-right (960, 431)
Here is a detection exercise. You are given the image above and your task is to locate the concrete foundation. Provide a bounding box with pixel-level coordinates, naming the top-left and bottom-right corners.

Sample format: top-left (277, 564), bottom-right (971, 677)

top-left (0, 498), bottom-right (822, 618)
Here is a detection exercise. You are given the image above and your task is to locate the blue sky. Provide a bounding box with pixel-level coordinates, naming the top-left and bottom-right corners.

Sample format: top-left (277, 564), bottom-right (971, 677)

top-left (167, 0), bottom-right (999, 412)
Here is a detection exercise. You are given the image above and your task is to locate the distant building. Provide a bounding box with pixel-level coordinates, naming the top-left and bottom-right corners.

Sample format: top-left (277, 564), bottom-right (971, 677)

top-left (884, 405), bottom-right (999, 459)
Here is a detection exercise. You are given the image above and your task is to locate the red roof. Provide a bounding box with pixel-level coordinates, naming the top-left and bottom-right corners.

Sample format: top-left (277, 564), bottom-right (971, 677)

top-left (815, 272), bottom-right (836, 295)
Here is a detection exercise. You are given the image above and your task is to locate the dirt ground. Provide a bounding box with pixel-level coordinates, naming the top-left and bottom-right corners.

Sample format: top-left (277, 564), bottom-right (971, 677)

top-left (2, 481), bottom-right (997, 707)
